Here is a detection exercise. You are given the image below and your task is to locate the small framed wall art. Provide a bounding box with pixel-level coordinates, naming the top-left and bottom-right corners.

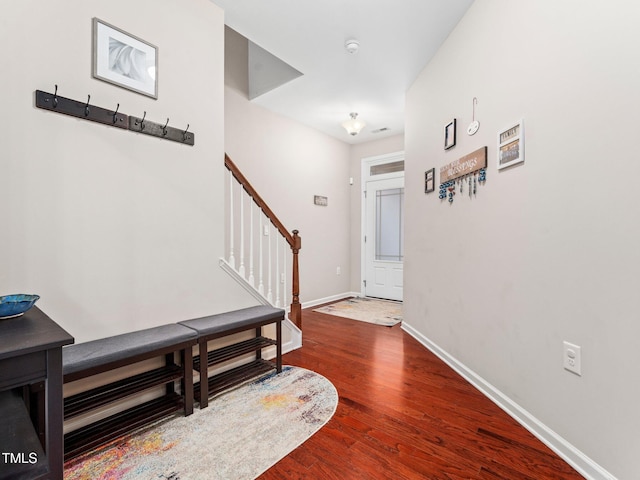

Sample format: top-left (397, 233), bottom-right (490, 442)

top-left (444, 119), bottom-right (456, 150)
top-left (313, 195), bottom-right (328, 206)
top-left (425, 168), bottom-right (435, 193)
top-left (497, 119), bottom-right (524, 169)
top-left (93, 18), bottom-right (158, 99)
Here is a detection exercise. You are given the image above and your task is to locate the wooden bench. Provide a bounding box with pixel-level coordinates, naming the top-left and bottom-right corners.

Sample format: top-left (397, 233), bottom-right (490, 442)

top-left (178, 305), bottom-right (284, 408)
top-left (62, 324), bottom-right (197, 461)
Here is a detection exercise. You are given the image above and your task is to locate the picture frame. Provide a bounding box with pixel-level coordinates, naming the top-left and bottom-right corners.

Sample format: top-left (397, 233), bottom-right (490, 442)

top-left (92, 18), bottom-right (158, 99)
top-left (425, 168), bottom-right (435, 193)
top-left (497, 119), bottom-right (524, 170)
top-left (444, 119), bottom-right (456, 150)
top-left (313, 195), bottom-right (328, 206)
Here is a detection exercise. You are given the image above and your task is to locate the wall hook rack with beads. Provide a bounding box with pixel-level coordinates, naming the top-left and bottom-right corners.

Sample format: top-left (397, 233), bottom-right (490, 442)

top-left (35, 86), bottom-right (195, 146)
top-left (438, 146), bottom-right (487, 203)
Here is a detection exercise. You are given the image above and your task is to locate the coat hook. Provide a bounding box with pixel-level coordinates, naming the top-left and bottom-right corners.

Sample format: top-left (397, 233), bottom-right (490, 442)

top-left (182, 124), bottom-right (190, 141)
top-left (135, 111), bottom-right (146, 130)
top-left (53, 84), bottom-right (58, 108)
top-left (84, 95), bottom-right (91, 117)
top-left (112, 103), bottom-right (120, 124)
top-left (162, 118), bottom-right (169, 136)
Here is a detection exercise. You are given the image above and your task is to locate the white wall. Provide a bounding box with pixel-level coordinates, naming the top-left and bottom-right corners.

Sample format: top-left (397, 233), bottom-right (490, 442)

top-left (225, 88), bottom-right (352, 305)
top-left (404, 1), bottom-right (640, 478)
top-left (1, 0), bottom-right (256, 343)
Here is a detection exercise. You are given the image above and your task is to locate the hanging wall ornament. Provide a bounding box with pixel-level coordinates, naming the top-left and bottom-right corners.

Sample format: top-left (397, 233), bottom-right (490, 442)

top-left (467, 97), bottom-right (480, 136)
top-left (439, 183), bottom-right (447, 200)
top-left (438, 147), bottom-right (488, 206)
top-left (439, 180), bottom-right (455, 202)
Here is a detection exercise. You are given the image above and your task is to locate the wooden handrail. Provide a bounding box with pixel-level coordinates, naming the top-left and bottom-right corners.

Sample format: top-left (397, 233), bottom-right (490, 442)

top-left (225, 154), bottom-right (295, 247)
top-left (224, 154), bottom-right (302, 328)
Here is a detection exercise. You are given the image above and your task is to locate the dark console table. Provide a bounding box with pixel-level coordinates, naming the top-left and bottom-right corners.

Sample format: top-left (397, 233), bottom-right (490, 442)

top-left (0, 306), bottom-right (74, 480)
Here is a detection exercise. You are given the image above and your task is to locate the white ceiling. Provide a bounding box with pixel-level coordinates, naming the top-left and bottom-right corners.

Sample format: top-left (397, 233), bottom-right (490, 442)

top-left (212, 0), bottom-right (474, 144)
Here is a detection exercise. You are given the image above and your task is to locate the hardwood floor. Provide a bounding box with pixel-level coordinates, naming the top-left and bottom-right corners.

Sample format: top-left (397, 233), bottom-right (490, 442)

top-left (259, 306), bottom-right (584, 479)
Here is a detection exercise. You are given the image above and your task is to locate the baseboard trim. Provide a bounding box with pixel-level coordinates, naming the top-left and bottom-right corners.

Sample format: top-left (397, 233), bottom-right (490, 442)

top-left (302, 292), bottom-right (360, 310)
top-left (401, 321), bottom-right (616, 480)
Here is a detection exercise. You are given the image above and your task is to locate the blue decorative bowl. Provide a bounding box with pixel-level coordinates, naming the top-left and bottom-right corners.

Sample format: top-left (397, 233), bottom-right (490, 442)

top-left (0, 294), bottom-right (40, 319)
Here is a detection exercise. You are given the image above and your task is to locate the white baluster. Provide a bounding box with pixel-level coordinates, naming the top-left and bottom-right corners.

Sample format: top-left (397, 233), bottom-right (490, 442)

top-left (228, 171), bottom-right (235, 269)
top-left (248, 201), bottom-right (255, 287)
top-left (258, 213), bottom-right (265, 296)
top-left (238, 189), bottom-right (245, 278)
top-left (283, 238), bottom-right (287, 309)
top-left (275, 234), bottom-right (281, 307)
top-left (267, 223), bottom-right (273, 303)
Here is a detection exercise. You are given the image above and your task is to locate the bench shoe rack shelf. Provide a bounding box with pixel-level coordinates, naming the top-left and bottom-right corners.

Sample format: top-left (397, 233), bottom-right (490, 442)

top-left (178, 305), bottom-right (284, 408)
top-left (61, 306), bottom-right (284, 461)
top-left (62, 324), bottom-right (197, 461)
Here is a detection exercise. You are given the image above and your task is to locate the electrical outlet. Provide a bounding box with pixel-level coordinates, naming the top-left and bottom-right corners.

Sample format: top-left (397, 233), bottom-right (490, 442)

top-left (336, 266), bottom-right (341, 275)
top-left (263, 225), bottom-right (269, 236)
top-left (563, 341), bottom-right (582, 376)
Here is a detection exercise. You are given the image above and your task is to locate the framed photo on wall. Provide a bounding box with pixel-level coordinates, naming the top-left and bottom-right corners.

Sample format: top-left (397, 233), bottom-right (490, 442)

top-left (444, 119), bottom-right (456, 150)
top-left (92, 18), bottom-right (158, 99)
top-left (497, 119), bottom-right (524, 169)
top-left (425, 168), bottom-right (435, 193)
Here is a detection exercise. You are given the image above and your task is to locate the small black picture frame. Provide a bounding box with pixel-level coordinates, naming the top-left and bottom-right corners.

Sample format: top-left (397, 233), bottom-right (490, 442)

top-left (425, 168), bottom-right (435, 193)
top-left (444, 118), bottom-right (456, 150)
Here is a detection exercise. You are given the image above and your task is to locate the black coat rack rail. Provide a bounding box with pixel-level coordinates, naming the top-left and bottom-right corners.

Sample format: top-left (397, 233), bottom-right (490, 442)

top-left (35, 87), bottom-right (195, 146)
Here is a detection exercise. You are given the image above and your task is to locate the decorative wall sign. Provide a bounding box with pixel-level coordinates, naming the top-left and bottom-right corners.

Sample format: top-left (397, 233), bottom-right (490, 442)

top-left (313, 195), bottom-right (328, 206)
top-left (444, 119), bottom-right (456, 150)
top-left (438, 147), bottom-right (488, 204)
top-left (93, 18), bottom-right (158, 99)
top-left (424, 168), bottom-right (435, 193)
top-left (497, 119), bottom-right (524, 170)
top-left (440, 146), bottom-right (487, 183)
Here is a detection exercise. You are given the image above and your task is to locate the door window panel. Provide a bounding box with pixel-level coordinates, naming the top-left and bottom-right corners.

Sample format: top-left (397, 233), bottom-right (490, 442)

top-left (375, 188), bottom-right (404, 262)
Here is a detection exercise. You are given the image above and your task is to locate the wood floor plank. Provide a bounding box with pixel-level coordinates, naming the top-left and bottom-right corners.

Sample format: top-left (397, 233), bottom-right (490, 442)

top-left (259, 307), bottom-right (585, 479)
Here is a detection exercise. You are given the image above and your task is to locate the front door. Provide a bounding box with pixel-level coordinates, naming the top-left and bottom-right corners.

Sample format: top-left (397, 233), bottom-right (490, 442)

top-left (364, 176), bottom-right (404, 301)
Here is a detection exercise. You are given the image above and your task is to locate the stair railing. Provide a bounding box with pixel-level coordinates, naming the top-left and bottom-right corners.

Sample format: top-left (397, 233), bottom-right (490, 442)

top-left (224, 154), bottom-right (302, 328)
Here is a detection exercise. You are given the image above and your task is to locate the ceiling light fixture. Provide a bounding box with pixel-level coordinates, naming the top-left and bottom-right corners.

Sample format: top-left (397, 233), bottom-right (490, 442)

top-left (344, 39), bottom-right (360, 54)
top-left (342, 112), bottom-right (366, 136)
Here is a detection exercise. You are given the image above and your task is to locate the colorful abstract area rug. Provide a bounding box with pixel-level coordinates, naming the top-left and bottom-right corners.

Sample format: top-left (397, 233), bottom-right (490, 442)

top-left (314, 297), bottom-right (402, 326)
top-left (64, 366), bottom-right (338, 480)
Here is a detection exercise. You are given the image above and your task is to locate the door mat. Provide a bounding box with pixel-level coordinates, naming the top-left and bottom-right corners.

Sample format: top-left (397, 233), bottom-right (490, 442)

top-left (314, 297), bottom-right (402, 326)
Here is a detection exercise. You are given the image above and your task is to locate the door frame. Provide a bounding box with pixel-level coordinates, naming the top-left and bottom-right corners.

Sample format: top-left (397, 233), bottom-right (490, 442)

top-left (360, 151), bottom-right (405, 298)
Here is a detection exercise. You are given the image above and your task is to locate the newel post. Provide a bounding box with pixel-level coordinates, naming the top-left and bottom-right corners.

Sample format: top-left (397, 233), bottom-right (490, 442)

top-left (290, 230), bottom-right (302, 329)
